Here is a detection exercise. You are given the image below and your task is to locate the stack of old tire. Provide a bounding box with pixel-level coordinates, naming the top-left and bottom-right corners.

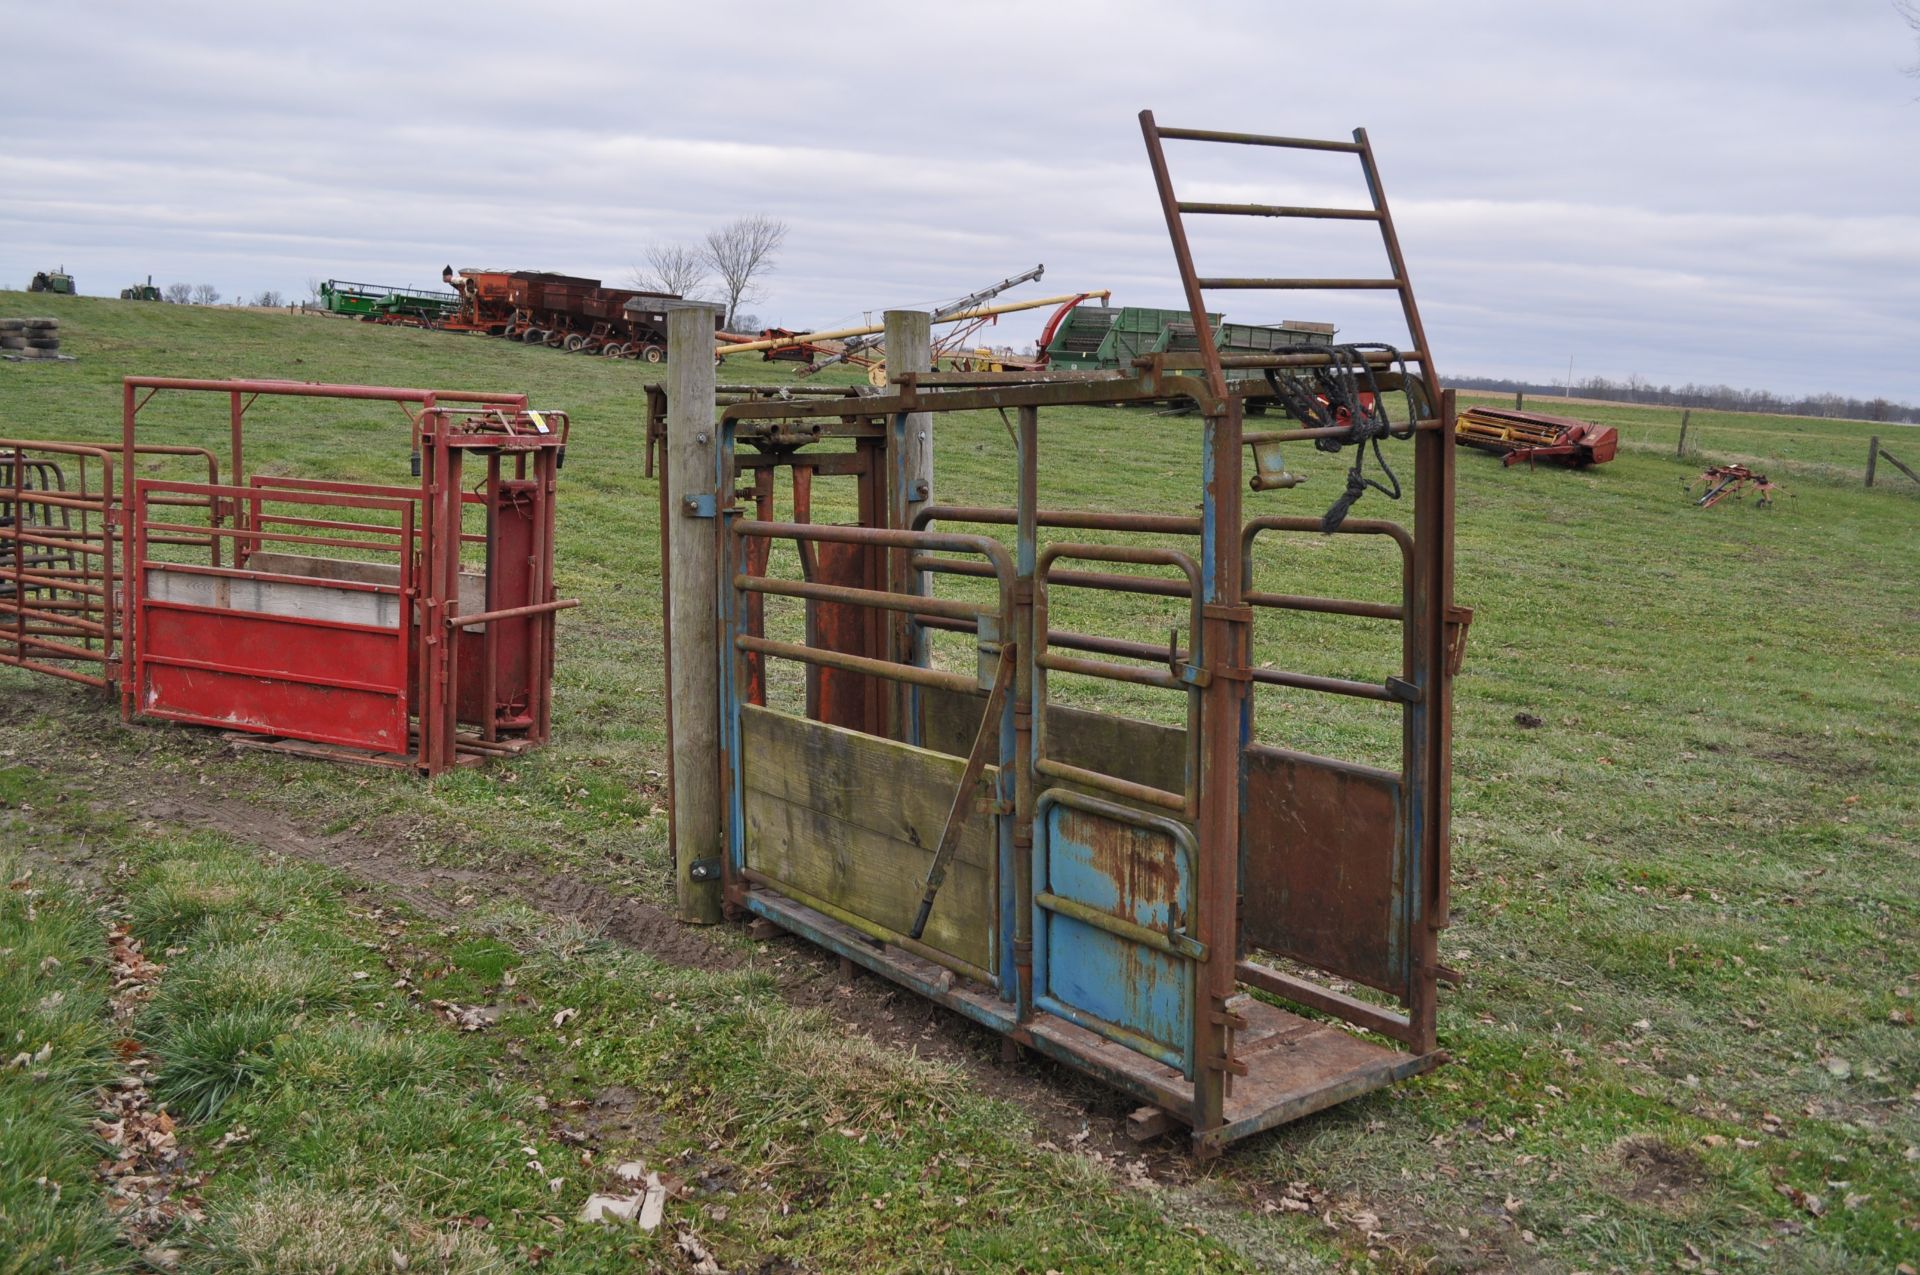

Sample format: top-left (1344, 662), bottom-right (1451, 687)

top-left (0, 317), bottom-right (63, 359)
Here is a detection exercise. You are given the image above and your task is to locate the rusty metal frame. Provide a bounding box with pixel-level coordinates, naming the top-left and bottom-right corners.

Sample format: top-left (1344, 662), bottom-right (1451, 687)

top-left (674, 115), bottom-right (1459, 1156)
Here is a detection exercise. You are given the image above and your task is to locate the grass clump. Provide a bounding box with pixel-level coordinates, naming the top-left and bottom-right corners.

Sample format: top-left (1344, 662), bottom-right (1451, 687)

top-left (0, 859), bottom-right (127, 1275)
top-left (192, 1183), bottom-right (506, 1274)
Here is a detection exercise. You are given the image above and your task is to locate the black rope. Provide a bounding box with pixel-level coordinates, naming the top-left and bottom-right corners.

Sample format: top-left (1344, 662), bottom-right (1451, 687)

top-left (1264, 343), bottom-right (1415, 531)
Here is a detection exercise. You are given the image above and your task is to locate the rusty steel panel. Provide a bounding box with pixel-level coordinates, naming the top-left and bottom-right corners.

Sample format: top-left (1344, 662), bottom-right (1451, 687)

top-left (1035, 793), bottom-right (1198, 1075)
top-left (808, 538), bottom-right (883, 731)
top-left (1241, 742), bottom-right (1406, 996)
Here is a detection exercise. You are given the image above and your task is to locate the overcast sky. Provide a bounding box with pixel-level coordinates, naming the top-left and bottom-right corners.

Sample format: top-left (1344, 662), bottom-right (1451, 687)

top-left (4, 1), bottom-right (1916, 399)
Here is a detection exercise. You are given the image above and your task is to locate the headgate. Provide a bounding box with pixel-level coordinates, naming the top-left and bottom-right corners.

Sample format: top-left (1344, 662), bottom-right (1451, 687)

top-left (664, 114), bottom-right (1469, 1154)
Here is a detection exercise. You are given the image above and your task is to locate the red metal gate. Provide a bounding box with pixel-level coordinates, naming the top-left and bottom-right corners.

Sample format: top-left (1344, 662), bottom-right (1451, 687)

top-left (131, 479), bottom-right (415, 755)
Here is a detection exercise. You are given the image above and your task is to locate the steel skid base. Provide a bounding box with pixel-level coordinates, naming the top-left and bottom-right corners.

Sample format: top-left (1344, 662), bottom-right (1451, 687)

top-left (742, 887), bottom-right (1440, 1155)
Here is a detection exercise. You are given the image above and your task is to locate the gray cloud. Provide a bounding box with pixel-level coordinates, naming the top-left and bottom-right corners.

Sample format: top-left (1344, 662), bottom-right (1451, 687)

top-left (3, 0), bottom-right (1916, 398)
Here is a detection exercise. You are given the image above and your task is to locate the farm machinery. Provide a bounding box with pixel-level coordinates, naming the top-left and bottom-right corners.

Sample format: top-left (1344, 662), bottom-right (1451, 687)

top-left (1454, 406), bottom-right (1618, 467)
top-left (442, 267), bottom-right (682, 360)
top-left (320, 279), bottom-right (463, 325)
top-left (1689, 463), bottom-right (1783, 507)
top-left (29, 267), bottom-right (75, 295)
top-left (120, 277), bottom-right (162, 302)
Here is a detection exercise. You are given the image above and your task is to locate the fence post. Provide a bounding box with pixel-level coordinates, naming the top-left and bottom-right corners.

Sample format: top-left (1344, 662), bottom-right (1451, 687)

top-left (665, 300), bottom-right (727, 925)
top-left (1514, 390), bottom-right (1523, 411)
top-left (1866, 436), bottom-right (1878, 487)
top-left (1675, 409), bottom-right (1691, 459)
top-left (883, 309), bottom-right (932, 739)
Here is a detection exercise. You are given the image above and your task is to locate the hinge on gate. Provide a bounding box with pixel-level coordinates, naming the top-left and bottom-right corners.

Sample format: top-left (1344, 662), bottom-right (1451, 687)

top-left (1444, 604), bottom-right (1474, 677)
top-left (683, 494), bottom-right (717, 518)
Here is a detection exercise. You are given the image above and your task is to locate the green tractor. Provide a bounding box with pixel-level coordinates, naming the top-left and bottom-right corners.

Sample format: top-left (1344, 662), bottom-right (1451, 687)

top-left (120, 275), bottom-right (161, 301)
top-left (28, 267), bottom-right (75, 295)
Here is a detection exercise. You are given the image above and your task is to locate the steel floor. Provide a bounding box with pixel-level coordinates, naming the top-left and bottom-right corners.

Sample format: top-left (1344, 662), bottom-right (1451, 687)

top-left (743, 887), bottom-right (1438, 1154)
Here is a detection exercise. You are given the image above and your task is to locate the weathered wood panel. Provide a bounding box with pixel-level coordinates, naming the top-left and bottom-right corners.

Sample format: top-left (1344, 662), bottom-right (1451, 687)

top-left (741, 705), bottom-right (998, 971)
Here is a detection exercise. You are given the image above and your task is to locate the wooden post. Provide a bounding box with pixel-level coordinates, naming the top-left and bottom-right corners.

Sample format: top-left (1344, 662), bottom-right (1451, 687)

top-left (665, 301), bottom-right (727, 924)
top-left (884, 310), bottom-right (933, 524)
top-left (1675, 409), bottom-right (1691, 458)
top-left (883, 310), bottom-right (932, 740)
top-left (1866, 436), bottom-right (1878, 487)
top-left (1513, 390), bottom-right (1523, 411)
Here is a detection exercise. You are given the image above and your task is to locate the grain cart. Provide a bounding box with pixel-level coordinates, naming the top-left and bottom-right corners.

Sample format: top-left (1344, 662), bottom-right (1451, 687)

top-left (658, 113), bottom-right (1469, 1156)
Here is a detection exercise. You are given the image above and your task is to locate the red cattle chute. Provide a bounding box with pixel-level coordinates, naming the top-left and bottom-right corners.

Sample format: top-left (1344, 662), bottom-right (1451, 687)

top-left (99, 377), bottom-right (578, 773)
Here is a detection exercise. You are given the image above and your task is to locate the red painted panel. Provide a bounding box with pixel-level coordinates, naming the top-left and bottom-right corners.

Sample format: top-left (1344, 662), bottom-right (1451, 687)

top-left (143, 606), bottom-right (399, 689)
top-left (141, 664), bottom-right (407, 752)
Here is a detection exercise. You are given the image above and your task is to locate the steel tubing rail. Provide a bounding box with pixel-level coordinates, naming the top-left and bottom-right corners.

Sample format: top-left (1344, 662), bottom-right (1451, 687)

top-left (734, 519), bottom-right (1016, 622)
top-left (733, 634), bottom-right (978, 696)
top-left (1154, 125), bottom-right (1363, 153)
top-left (737, 573), bottom-right (985, 623)
top-left (1242, 418), bottom-right (1441, 445)
top-left (1032, 541), bottom-right (1204, 818)
top-left (121, 377), bottom-right (529, 408)
top-left (447, 598), bottom-right (581, 629)
top-left (914, 504), bottom-right (1202, 537)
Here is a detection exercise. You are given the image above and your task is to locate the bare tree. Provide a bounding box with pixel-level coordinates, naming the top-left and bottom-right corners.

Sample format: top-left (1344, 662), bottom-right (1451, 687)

top-left (191, 284), bottom-right (220, 306)
top-left (701, 215), bottom-right (787, 328)
top-left (253, 289), bottom-right (283, 308)
top-left (631, 243), bottom-right (709, 299)
top-left (1903, 1), bottom-right (1920, 76)
top-left (163, 282), bottom-right (193, 304)
top-left (306, 276), bottom-right (325, 304)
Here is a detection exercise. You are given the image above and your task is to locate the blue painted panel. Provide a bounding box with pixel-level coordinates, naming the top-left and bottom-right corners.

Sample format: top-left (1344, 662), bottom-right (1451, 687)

top-left (1036, 792), bottom-right (1196, 1075)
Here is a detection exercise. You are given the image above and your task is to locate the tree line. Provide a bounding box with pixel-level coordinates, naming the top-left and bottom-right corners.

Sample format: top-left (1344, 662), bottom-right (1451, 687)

top-left (1451, 373), bottom-right (1919, 425)
top-left (630, 214), bottom-right (787, 331)
top-left (153, 284), bottom-right (282, 306)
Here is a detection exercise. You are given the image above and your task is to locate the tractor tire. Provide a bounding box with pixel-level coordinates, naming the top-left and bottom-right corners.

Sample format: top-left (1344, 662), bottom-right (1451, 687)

top-left (0, 319), bottom-right (23, 332)
top-left (22, 317), bottom-right (58, 330)
top-left (522, 328), bottom-right (546, 343)
top-left (641, 344), bottom-right (664, 364)
top-left (564, 334), bottom-right (588, 353)
top-left (0, 336), bottom-right (24, 350)
top-left (26, 337), bottom-right (61, 350)
top-left (544, 330), bottom-right (568, 349)
top-left (600, 343), bottom-right (624, 358)
top-left (501, 324), bottom-right (520, 339)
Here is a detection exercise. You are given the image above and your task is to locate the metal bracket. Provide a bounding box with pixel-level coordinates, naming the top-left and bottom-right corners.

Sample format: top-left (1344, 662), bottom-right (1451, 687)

top-left (1444, 604), bottom-right (1474, 677)
top-left (1385, 676), bottom-right (1423, 703)
top-left (687, 857), bottom-right (722, 882)
top-left (683, 493), bottom-right (717, 518)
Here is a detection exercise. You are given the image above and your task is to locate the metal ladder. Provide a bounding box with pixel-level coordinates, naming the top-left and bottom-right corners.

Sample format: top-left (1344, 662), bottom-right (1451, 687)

top-left (1137, 111), bottom-right (1444, 411)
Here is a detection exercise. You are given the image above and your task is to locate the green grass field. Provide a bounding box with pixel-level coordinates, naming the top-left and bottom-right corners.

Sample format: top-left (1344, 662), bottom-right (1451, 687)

top-left (2, 292), bottom-right (1916, 1272)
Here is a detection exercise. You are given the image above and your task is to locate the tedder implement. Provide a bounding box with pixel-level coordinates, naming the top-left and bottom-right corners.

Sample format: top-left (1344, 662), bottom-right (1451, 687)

top-left (0, 379), bottom-right (576, 775)
top-left (656, 112), bottom-right (1469, 1156)
top-left (1454, 406), bottom-right (1618, 467)
top-left (1689, 463), bottom-right (1784, 508)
